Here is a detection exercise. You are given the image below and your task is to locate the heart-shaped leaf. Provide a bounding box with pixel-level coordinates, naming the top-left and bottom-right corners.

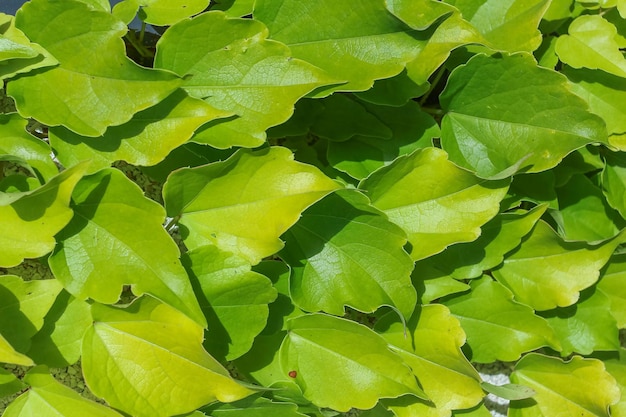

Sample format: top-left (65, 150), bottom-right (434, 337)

top-left (82, 296), bottom-right (256, 417)
top-left (48, 168), bottom-right (206, 326)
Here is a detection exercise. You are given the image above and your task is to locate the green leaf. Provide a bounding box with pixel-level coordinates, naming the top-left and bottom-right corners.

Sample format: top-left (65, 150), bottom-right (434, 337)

top-left (327, 101), bottom-right (440, 180)
top-left (0, 162), bottom-right (88, 268)
top-left (376, 305), bottom-right (484, 416)
top-left (603, 349), bottom-right (626, 417)
top-left (279, 313), bottom-right (426, 412)
top-left (492, 221), bottom-right (624, 310)
top-left (441, 276), bottom-right (559, 362)
top-left (280, 189), bottom-right (417, 318)
top-left (253, 0), bottom-right (425, 93)
top-left (509, 354), bottom-right (620, 417)
top-left (602, 151), bottom-right (626, 219)
top-left (201, 395), bottom-right (308, 417)
top-left (210, 0), bottom-right (255, 17)
top-left (360, 147), bottom-right (509, 261)
top-left (27, 291), bottom-right (92, 367)
top-left (597, 253), bottom-right (626, 328)
top-left (48, 168), bottom-right (206, 327)
top-left (386, 0), bottom-right (458, 30)
top-left (49, 90), bottom-right (230, 174)
top-left (112, 0), bottom-right (210, 26)
top-left (553, 173), bottom-right (626, 242)
top-left (354, 70), bottom-right (428, 107)
top-left (564, 68), bottom-right (626, 136)
top-left (2, 366), bottom-right (124, 417)
top-left (555, 15), bottom-right (626, 78)
top-left (163, 147), bottom-right (341, 264)
top-left (7, 0), bottom-right (182, 137)
top-left (154, 11), bottom-right (337, 148)
top-left (440, 52), bottom-right (608, 179)
top-left (423, 204), bottom-right (547, 280)
top-left (0, 275), bottom-right (62, 355)
top-left (0, 333), bottom-right (33, 366)
top-left (0, 113), bottom-right (58, 182)
top-left (82, 296), bottom-right (256, 417)
top-left (0, 13), bottom-right (57, 80)
top-left (0, 367), bottom-right (25, 397)
top-left (481, 382), bottom-right (535, 401)
top-left (540, 287), bottom-right (619, 356)
top-left (183, 245), bottom-right (277, 361)
top-left (446, 0), bottom-right (551, 52)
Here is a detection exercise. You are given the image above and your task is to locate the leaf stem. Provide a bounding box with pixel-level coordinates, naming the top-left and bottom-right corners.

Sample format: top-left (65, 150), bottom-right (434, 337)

top-left (125, 29), bottom-right (153, 59)
top-left (419, 66), bottom-right (447, 107)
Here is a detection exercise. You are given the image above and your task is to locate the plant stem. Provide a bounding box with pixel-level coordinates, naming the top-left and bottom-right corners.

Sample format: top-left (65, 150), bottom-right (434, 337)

top-left (125, 30), bottom-right (153, 59)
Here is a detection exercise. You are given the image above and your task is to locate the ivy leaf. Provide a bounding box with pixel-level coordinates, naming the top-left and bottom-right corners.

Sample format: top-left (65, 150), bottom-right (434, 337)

top-left (555, 15), bottom-right (626, 78)
top-left (82, 296), bottom-right (256, 417)
top-left (492, 221), bottom-right (624, 311)
top-left (0, 333), bottom-right (33, 366)
top-left (0, 367), bottom-right (26, 397)
top-left (602, 151), bottom-right (626, 219)
top-left (201, 395), bottom-right (308, 417)
top-left (210, 0), bottom-right (255, 17)
top-left (480, 382), bottom-right (535, 401)
top-left (7, 0), bottom-right (182, 137)
top-left (376, 305), bottom-right (484, 416)
top-left (423, 204), bottom-right (547, 280)
top-left (360, 147), bottom-right (508, 261)
top-left (253, 0), bottom-right (425, 93)
top-left (597, 253), bottom-right (626, 328)
top-left (441, 277), bottom-right (560, 363)
top-left (509, 354), bottom-right (620, 417)
top-left (603, 349), bottom-right (626, 417)
top-left (280, 189), bottom-right (417, 318)
top-left (446, 0), bottom-right (551, 52)
top-left (0, 113), bottom-right (58, 182)
top-left (112, 0), bottom-right (209, 26)
top-left (49, 90), bottom-right (230, 174)
top-left (0, 13), bottom-right (57, 80)
top-left (154, 11), bottom-right (337, 148)
top-left (0, 275), bottom-right (63, 355)
top-left (540, 287), bottom-right (619, 356)
top-left (0, 161), bottom-right (88, 268)
top-left (2, 366), bottom-right (125, 417)
top-left (327, 101), bottom-right (440, 180)
top-left (440, 52), bottom-right (608, 179)
top-left (183, 245), bottom-right (277, 361)
top-left (354, 70), bottom-right (429, 107)
top-left (163, 147), bottom-right (341, 264)
top-left (279, 313), bottom-right (426, 412)
top-left (385, 0), bottom-right (458, 30)
top-left (48, 168), bottom-right (206, 327)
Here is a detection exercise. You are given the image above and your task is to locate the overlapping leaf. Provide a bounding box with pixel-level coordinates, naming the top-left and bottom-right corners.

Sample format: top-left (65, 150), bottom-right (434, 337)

top-left (603, 349), bottom-right (626, 417)
top-left (440, 52), bottom-right (608, 179)
top-left (509, 354), bottom-right (620, 417)
top-left (280, 189), bottom-right (417, 318)
top-left (49, 90), bottom-right (229, 173)
top-left (201, 395), bottom-right (308, 417)
top-left (184, 246), bottom-right (277, 361)
top-left (376, 305), bottom-right (484, 416)
top-left (446, 0), bottom-right (550, 52)
top-left (253, 0), bottom-right (425, 93)
top-left (597, 253), bottom-right (626, 328)
top-left (386, 0), bottom-right (458, 30)
top-left (112, 0), bottom-right (209, 26)
top-left (48, 168), bottom-right (206, 326)
top-left (360, 147), bottom-right (509, 261)
top-left (492, 221), bottom-right (624, 311)
top-left (279, 314), bottom-right (426, 411)
top-left (441, 277), bottom-right (559, 363)
top-left (3, 367), bottom-right (124, 417)
top-left (163, 147), bottom-right (340, 264)
top-left (556, 15), bottom-right (626, 78)
top-left (602, 151), bottom-right (626, 219)
top-left (0, 368), bottom-right (25, 398)
top-left (0, 333), bottom-right (33, 366)
top-left (155, 11), bottom-right (337, 148)
top-left (82, 297), bottom-right (256, 417)
top-left (0, 162), bottom-right (88, 268)
top-left (210, 0), bottom-right (255, 17)
top-left (7, 0), bottom-right (182, 136)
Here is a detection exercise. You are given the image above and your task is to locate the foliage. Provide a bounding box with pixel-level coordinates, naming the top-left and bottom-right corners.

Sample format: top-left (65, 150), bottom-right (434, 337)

top-left (2, 0), bottom-right (626, 416)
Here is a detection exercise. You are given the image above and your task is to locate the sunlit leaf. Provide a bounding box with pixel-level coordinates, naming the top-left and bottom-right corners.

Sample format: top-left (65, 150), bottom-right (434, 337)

top-left (0, 367), bottom-right (25, 397)
top-left (155, 11), bottom-right (337, 148)
top-left (376, 305), bottom-right (484, 416)
top-left (492, 221), bottom-right (624, 310)
top-left (163, 147), bottom-right (340, 264)
top-left (0, 162), bottom-right (88, 268)
top-left (509, 354), bottom-right (620, 417)
top-left (280, 189), bottom-right (416, 318)
top-left (440, 52), bottom-right (608, 179)
top-left (441, 276), bottom-right (560, 362)
top-left (386, 0), bottom-right (458, 30)
top-left (201, 395), bottom-right (308, 417)
top-left (0, 333), bottom-right (33, 366)
top-left (48, 168), bottom-right (206, 326)
top-left (603, 349), bottom-right (626, 417)
top-left (183, 245), bottom-right (277, 361)
top-left (360, 147), bottom-right (508, 261)
top-left (597, 253), bottom-right (626, 328)
top-left (7, 0), bottom-right (182, 136)
top-left (113, 0), bottom-right (209, 26)
top-left (2, 366), bottom-right (124, 417)
top-left (480, 382), bottom-right (535, 401)
top-left (279, 313), bottom-right (426, 412)
top-left (254, 0), bottom-right (425, 93)
top-left (82, 296), bottom-right (256, 417)
top-left (602, 151), bottom-right (626, 219)
top-left (210, 0), bottom-right (255, 17)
